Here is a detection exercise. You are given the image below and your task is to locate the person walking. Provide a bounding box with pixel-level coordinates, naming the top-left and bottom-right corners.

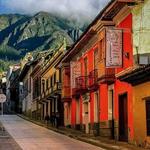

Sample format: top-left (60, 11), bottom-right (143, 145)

top-left (44, 113), bottom-right (50, 126)
top-left (51, 112), bottom-right (55, 127)
top-left (56, 112), bottom-right (60, 128)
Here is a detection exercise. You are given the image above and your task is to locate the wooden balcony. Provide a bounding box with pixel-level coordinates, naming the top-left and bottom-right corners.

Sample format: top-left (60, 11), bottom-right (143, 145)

top-left (98, 63), bottom-right (115, 84)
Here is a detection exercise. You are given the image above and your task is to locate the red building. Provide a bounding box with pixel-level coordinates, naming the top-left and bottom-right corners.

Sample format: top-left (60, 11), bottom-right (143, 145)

top-left (61, 0), bottom-right (136, 142)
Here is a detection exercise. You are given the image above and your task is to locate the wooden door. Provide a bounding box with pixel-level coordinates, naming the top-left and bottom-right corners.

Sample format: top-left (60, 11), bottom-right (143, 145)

top-left (119, 93), bottom-right (128, 141)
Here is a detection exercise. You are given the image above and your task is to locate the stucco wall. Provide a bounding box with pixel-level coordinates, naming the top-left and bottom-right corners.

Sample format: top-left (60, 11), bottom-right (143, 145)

top-left (133, 81), bottom-right (150, 145)
top-left (132, 0), bottom-right (150, 55)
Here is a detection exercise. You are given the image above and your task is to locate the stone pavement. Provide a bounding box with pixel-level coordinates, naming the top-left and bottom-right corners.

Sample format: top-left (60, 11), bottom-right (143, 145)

top-left (0, 115), bottom-right (104, 150)
top-left (0, 121), bottom-right (21, 150)
top-left (18, 114), bottom-right (145, 150)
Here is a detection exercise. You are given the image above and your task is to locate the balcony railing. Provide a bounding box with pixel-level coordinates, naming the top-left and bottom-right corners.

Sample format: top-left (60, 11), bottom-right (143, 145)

top-left (75, 76), bottom-right (89, 94)
top-left (98, 68), bottom-right (115, 84)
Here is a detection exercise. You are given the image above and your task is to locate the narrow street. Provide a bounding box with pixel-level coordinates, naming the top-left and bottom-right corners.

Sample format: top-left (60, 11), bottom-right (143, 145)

top-left (0, 115), bottom-right (104, 150)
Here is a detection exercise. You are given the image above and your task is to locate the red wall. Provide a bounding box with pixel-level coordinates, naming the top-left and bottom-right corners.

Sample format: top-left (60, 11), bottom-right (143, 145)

top-left (114, 80), bottom-right (134, 138)
top-left (114, 13), bottom-right (134, 139)
top-left (117, 13), bottom-right (133, 73)
top-left (99, 84), bottom-right (108, 121)
top-left (71, 98), bottom-right (76, 126)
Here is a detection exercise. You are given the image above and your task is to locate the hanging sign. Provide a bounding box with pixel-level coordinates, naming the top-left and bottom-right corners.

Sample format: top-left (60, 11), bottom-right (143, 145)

top-left (106, 28), bottom-right (123, 68)
top-left (70, 61), bottom-right (81, 89)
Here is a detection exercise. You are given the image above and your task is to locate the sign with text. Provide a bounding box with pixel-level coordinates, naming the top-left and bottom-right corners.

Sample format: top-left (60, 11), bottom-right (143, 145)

top-left (106, 28), bottom-right (123, 68)
top-left (70, 61), bottom-right (81, 89)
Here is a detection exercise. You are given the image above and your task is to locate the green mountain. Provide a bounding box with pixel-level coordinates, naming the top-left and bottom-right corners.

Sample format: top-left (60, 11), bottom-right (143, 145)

top-left (0, 12), bottom-right (87, 71)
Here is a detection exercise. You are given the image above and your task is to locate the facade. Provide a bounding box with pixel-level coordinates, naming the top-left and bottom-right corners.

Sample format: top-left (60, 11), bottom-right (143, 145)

top-left (118, 65), bottom-right (150, 147)
top-left (19, 62), bottom-right (33, 116)
top-left (9, 67), bottom-right (20, 113)
top-left (31, 57), bottom-right (43, 120)
top-left (60, 0), bottom-right (144, 142)
top-left (40, 44), bottom-right (65, 126)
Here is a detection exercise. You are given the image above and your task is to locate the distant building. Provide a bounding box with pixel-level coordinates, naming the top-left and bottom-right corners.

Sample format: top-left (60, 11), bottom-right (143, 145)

top-left (6, 65), bottom-right (20, 113)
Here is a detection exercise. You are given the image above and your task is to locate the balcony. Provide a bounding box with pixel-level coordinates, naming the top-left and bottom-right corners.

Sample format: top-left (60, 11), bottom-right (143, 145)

top-left (75, 76), bottom-right (88, 94)
top-left (88, 69), bottom-right (99, 91)
top-left (62, 86), bottom-right (71, 102)
top-left (98, 67), bottom-right (115, 84)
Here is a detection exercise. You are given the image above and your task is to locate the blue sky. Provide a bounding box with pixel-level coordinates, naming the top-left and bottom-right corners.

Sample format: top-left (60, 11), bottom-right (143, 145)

top-left (0, 0), bottom-right (109, 21)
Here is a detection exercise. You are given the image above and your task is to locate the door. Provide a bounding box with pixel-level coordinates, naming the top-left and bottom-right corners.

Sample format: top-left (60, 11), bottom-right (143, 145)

top-left (146, 101), bottom-right (150, 136)
top-left (83, 102), bottom-right (89, 134)
top-left (119, 93), bottom-right (128, 141)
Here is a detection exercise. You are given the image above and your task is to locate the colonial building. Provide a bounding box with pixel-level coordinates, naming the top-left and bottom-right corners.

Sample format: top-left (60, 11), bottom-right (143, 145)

top-left (116, 0), bottom-right (150, 146)
top-left (40, 44), bottom-right (66, 126)
top-left (6, 65), bottom-right (20, 113)
top-left (19, 61), bottom-right (34, 116)
top-left (19, 53), bottom-right (34, 115)
top-left (60, 0), bottom-right (144, 143)
top-left (9, 66), bottom-right (20, 113)
top-left (118, 65), bottom-right (150, 147)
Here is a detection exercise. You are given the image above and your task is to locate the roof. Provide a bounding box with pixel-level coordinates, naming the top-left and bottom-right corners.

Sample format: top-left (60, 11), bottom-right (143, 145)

top-left (117, 64), bottom-right (150, 86)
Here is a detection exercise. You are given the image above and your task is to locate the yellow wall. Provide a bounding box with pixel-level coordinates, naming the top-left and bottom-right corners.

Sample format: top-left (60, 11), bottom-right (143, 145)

top-left (41, 47), bottom-right (64, 95)
top-left (133, 81), bottom-right (150, 145)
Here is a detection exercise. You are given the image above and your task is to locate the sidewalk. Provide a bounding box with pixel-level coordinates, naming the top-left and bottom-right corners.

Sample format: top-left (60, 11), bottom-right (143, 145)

top-left (18, 114), bottom-right (145, 150)
top-left (0, 121), bottom-right (21, 150)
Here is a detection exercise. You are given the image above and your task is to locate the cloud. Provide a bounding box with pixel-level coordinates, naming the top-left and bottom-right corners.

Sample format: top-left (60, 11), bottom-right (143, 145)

top-left (1, 0), bottom-right (110, 21)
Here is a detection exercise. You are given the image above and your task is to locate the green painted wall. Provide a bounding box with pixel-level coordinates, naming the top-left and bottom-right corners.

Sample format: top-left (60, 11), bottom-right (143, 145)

top-left (132, 0), bottom-right (150, 55)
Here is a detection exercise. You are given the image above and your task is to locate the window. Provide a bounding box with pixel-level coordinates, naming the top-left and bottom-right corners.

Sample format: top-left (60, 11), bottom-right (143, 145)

top-left (84, 57), bottom-right (88, 76)
top-left (54, 72), bottom-right (56, 84)
top-left (59, 69), bottom-right (62, 82)
top-left (42, 79), bottom-right (45, 93)
top-left (99, 39), bottom-right (104, 61)
top-left (94, 48), bottom-right (99, 70)
top-left (46, 79), bottom-right (49, 90)
top-left (146, 101), bottom-right (150, 135)
top-left (50, 76), bottom-right (53, 87)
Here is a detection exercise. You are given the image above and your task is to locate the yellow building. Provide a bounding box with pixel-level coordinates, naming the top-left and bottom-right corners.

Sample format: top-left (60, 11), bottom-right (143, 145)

top-left (118, 65), bottom-right (150, 148)
top-left (40, 44), bottom-right (66, 126)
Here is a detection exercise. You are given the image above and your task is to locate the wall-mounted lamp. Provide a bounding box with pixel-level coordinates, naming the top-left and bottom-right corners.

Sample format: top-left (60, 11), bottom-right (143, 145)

top-left (124, 52), bottom-right (130, 59)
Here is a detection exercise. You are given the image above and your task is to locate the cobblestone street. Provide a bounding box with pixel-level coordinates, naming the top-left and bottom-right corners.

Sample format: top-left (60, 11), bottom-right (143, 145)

top-left (0, 115), bottom-right (104, 150)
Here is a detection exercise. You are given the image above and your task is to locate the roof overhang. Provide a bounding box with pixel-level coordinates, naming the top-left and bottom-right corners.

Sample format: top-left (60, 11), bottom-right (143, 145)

top-left (117, 65), bottom-right (150, 86)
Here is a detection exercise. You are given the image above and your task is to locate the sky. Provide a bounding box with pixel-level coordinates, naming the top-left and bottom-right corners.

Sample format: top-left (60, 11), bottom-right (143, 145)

top-left (0, 0), bottom-right (110, 21)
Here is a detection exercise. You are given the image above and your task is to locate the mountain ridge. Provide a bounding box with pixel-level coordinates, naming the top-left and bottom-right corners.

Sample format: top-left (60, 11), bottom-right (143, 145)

top-left (0, 12), bottom-right (88, 71)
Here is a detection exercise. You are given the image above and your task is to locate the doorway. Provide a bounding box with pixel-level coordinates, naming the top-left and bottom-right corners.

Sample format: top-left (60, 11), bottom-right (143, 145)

top-left (119, 93), bottom-right (128, 141)
top-left (83, 102), bottom-right (89, 134)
